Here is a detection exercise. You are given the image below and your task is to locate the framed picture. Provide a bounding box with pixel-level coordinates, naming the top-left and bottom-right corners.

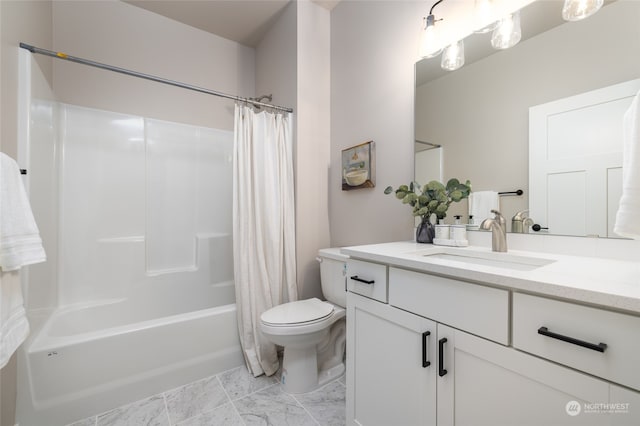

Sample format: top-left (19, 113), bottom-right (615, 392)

top-left (342, 141), bottom-right (375, 190)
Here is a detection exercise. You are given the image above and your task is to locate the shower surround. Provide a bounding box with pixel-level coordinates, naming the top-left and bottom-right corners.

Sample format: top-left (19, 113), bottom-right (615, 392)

top-left (17, 98), bottom-right (243, 426)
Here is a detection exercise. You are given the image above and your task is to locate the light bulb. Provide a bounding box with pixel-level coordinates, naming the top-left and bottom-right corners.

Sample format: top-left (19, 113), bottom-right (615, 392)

top-left (562, 0), bottom-right (604, 21)
top-left (473, 0), bottom-right (498, 34)
top-left (441, 40), bottom-right (465, 71)
top-left (418, 15), bottom-right (442, 59)
top-left (491, 11), bottom-right (522, 50)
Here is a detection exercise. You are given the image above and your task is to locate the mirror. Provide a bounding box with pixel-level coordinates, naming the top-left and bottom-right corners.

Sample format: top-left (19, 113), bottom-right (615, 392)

top-left (415, 0), bottom-right (640, 237)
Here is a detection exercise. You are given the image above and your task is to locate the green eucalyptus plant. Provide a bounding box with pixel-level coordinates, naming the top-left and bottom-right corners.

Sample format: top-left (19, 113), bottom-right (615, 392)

top-left (384, 178), bottom-right (472, 222)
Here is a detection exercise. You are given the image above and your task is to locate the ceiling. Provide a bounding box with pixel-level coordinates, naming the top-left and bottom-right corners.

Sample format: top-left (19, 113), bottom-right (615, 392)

top-left (124, 0), bottom-right (339, 47)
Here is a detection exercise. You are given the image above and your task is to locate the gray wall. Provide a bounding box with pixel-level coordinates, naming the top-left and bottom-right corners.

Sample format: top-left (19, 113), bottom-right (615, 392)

top-left (256, 1), bottom-right (331, 301)
top-left (330, 1), bottom-right (421, 247)
top-left (295, 1), bottom-right (331, 299)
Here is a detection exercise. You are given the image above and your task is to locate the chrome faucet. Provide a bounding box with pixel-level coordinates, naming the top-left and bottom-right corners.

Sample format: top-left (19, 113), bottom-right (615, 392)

top-left (511, 210), bottom-right (535, 234)
top-left (481, 210), bottom-right (507, 252)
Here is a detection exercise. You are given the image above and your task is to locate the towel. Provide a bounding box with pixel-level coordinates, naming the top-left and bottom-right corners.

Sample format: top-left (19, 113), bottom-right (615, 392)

top-left (0, 152), bottom-right (46, 270)
top-left (0, 152), bottom-right (45, 369)
top-left (469, 191), bottom-right (499, 223)
top-left (0, 277), bottom-right (30, 369)
top-left (614, 90), bottom-right (640, 239)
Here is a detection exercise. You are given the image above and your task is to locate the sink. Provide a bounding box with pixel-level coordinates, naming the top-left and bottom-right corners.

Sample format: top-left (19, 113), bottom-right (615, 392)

top-left (421, 248), bottom-right (555, 271)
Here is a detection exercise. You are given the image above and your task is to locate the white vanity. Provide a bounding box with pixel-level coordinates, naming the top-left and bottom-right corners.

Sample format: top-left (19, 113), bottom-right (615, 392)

top-left (343, 241), bottom-right (640, 426)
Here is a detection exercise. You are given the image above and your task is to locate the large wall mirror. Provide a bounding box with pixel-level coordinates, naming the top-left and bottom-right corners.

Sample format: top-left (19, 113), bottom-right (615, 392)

top-left (415, 0), bottom-right (640, 237)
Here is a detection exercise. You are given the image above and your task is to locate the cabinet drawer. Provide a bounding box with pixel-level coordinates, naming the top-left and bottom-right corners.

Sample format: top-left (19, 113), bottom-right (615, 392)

top-left (389, 267), bottom-right (509, 344)
top-left (513, 293), bottom-right (640, 391)
top-left (347, 259), bottom-right (388, 303)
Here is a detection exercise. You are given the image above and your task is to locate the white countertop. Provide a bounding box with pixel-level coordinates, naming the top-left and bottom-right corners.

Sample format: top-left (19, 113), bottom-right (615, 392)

top-left (341, 241), bottom-right (640, 314)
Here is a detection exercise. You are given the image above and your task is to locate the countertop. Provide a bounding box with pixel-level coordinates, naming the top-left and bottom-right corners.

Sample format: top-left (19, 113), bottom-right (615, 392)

top-left (341, 241), bottom-right (640, 315)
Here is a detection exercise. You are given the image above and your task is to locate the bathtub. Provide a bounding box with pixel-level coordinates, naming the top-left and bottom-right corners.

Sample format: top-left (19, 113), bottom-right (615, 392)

top-left (17, 280), bottom-right (243, 426)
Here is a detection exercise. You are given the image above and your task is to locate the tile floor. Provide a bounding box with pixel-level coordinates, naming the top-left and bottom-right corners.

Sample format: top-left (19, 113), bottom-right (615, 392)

top-left (67, 366), bottom-right (346, 426)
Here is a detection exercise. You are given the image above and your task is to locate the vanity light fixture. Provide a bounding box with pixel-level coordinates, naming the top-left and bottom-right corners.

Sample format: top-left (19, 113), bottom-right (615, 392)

top-left (473, 0), bottom-right (498, 34)
top-left (491, 11), bottom-right (522, 50)
top-left (562, 0), bottom-right (604, 21)
top-left (419, 0), bottom-right (607, 72)
top-left (441, 40), bottom-right (465, 71)
top-left (418, 0), bottom-right (444, 59)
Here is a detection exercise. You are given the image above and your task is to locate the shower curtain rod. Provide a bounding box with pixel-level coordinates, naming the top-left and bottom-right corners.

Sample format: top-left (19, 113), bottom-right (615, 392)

top-left (19, 42), bottom-right (294, 113)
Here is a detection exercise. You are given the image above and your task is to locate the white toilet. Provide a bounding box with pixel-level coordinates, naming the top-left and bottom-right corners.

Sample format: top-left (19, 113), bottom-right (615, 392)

top-left (260, 248), bottom-right (348, 394)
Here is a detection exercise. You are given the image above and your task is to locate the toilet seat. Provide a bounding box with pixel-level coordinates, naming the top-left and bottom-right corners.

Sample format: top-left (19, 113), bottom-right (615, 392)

top-left (260, 299), bottom-right (345, 337)
top-left (261, 298), bottom-right (334, 327)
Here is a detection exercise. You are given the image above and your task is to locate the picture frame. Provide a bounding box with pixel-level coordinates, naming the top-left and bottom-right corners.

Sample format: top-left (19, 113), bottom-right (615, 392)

top-left (341, 141), bottom-right (375, 191)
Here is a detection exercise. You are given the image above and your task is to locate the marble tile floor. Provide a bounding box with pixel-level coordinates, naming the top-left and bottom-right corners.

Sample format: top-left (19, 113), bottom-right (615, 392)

top-left (67, 366), bottom-right (346, 426)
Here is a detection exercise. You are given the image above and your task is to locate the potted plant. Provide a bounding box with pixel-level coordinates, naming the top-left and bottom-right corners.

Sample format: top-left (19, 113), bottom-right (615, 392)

top-left (384, 179), bottom-right (472, 243)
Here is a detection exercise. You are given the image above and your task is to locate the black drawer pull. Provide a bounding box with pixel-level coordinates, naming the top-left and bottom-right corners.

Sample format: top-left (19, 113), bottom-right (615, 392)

top-left (422, 331), bottom-right (431, 368)
top-left (537, 327), bottom-right (607, 353)
top-left (350, 275), bottom-right (375, 285)
top-left (438, 338), bottom-right (448, 377)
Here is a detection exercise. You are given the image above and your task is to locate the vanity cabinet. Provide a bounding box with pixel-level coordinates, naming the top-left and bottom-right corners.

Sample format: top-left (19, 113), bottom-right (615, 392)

top-left (346, 259), bottom-right (640, 426)
top-left (437, 324), bottom-right (614, 426)
top-left (346, 293), bottom-right (436, 426)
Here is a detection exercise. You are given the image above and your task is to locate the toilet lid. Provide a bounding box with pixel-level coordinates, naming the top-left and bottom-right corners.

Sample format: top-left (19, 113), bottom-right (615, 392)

top-left (261, 298), bottom-right (334, 326)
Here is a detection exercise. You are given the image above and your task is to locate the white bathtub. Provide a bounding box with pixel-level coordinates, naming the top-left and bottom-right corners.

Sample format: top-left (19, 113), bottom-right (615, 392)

top-left (17, 280), bottom-right (243, 426)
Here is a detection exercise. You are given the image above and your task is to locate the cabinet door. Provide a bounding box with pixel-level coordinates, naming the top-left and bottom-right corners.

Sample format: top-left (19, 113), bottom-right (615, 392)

top-left (437, 325), bottom-right (611, 426)
top-left (347, 292), bottom-right (436, 426)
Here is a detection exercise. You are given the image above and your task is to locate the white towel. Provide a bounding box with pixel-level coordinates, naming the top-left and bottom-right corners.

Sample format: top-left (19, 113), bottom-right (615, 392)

top-left (469, 191), bottom-right (500, 223)
top-left (0, 152), bottom-right (46, 270)
top-left (0, 152), bottom-right (45, 369)
top-left (614, 90), bottom-right (640, 239)
top-left (0, 277), bottom-right (30, 369)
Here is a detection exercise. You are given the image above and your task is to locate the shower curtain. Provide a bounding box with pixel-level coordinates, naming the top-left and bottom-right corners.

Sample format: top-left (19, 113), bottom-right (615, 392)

top-left (233, 103), bottom-right (297, 377)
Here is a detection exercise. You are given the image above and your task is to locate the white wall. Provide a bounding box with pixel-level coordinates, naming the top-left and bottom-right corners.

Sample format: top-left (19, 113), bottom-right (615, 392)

top-left (257, 1), bottom-right (331, 300)
top-left (52, 0), bottom-right (254, 131)
top-left (330, 1), bottom-right (421, 246)
top-left (256, 2), bottom-right (297, 112)
top-left (295, 1), bottom-right (331, 299)
top-left (415, 147), bottom-right (442, 185)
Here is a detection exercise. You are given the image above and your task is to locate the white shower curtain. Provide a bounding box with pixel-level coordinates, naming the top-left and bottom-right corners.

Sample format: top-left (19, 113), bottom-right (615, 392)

top-left (233, 103), bottom-right (298, 377)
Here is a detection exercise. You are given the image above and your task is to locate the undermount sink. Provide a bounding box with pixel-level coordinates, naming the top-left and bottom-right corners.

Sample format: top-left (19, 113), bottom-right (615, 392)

top-left (420, 248), bottom-right (556, 271)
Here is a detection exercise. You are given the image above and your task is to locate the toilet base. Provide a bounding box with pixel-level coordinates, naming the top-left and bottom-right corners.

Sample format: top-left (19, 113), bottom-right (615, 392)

top-left (280, 319), bottom-right (346, 394)
top-left (280, 345), bottom-right (319, 394)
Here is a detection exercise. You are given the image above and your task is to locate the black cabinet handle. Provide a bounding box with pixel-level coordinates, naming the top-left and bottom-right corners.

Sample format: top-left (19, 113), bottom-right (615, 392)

top-left (537, 327), bottom-right (607, 353)
top-left (349, 275), bottom-right (375, 285)
top-left (422, 331), bottom-right (431, 368)
top-left (438, 338), bottom-right (448, 377)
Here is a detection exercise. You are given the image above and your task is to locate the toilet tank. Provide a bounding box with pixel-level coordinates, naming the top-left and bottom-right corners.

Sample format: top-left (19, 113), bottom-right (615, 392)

top-left (318, 248), bottom-right (348, 308)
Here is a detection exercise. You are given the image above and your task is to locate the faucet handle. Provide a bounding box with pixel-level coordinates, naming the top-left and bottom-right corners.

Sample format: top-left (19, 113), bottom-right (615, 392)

top-left (512, 209), bottom-right (529, 220)
top-left (490, 210), bottom-right (506, 226)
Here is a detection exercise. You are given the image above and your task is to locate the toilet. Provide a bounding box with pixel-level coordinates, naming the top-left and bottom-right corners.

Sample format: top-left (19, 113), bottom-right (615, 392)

top-left (260, 248), bottom-right (348, 394)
